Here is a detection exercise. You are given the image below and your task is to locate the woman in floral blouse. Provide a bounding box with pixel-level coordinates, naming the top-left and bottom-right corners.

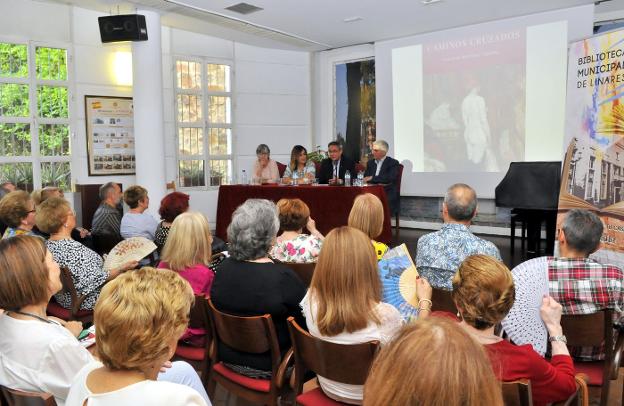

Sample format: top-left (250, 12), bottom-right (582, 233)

top-left (270, 198), bottom-right (323, 263)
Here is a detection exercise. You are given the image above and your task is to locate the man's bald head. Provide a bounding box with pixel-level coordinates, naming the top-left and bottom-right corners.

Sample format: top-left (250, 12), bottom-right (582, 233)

top-left (444, 183), bottom-right (477, 222)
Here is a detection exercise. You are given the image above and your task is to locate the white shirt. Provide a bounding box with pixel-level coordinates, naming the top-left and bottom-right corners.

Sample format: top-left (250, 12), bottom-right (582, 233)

top-left (0, 314), bottom-right (94, 406)
top-left (66, 362), bottom-right (207, 406)
top-left (120, 212), bottom-right (158, 240)
top-left (374, 156), bottom-right (386, 176)
top-left (300, 292), bottom-right (402, 404)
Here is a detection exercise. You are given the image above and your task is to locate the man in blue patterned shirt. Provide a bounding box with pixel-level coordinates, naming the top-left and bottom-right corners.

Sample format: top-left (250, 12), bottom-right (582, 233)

top-left (416, 183), bottom-right (501, 290)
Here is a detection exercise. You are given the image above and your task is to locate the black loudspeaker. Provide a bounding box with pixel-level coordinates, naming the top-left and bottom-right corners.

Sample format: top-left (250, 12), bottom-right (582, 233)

top-left (98, 14), bottom-right (148, 43)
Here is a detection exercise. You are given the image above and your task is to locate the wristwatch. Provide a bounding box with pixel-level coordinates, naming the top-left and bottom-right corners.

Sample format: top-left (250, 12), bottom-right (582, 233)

top-left (548, 335), bottom-right (567, 344)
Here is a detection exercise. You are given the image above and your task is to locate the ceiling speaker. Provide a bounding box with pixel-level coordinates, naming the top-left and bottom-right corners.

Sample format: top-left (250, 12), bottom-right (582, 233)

top-left (98, 14), bottom-right (148, 43)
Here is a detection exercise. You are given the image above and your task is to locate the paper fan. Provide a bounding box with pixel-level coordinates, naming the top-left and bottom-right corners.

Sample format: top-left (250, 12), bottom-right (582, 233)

top-left (103, 237), bottom-right (157, 271)
top-left (378, 244), bottom-right (420, 321)
top-left (501, 258), bottom-right (550, 356)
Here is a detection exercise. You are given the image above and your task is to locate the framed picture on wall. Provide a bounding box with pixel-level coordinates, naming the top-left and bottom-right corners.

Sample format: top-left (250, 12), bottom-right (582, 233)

top-left (85, 95), bottom-right (135, 176)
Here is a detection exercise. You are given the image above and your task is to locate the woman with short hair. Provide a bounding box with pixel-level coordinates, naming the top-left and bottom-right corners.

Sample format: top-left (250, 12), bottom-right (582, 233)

top-left (65, 267), bottom-right (210, 405)
top-left (453, 254), bottom-right (576, 406)
top-left (0, 190), bottom-right (37, 239)
top-left (211, 199), bottom-right (306, 377)
top-left (36, 197), bottom-right (136, 310)
top-left (348, 193), bottom-right (388, 260)
top-left (253, 144), bottom-right (280, 183)
top-left (301, 226), bottom-right (419, 404)
top-left (282, 145), bottom-right (316, 184)
top-left (154, 191), bottom-right (190, 252)
top-left (364, 317), bottom-right (503, 406)
top-left (120, 185), bottom-right (158, 240)
top-left (270, 198), bottom-right (323, 263)
top-left (158, 211), bottom-right (214, 346)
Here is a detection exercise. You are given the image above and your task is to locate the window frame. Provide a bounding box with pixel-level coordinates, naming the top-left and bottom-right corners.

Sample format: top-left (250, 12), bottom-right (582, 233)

top-left (173, 55), bottom-right (234, 190)
top-left (0, 37), bottom-right (73, 191)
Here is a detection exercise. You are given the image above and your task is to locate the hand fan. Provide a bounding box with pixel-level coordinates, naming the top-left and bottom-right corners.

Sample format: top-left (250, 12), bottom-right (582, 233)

top-left (103, 237), bottom-right (156, 271)
top-left (378, 244), bottom-right (420, 321)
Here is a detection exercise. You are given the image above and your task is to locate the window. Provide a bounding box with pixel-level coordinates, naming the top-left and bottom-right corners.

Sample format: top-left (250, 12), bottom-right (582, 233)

top-left (175, 58), bottom-right (232, 188)
top-left (0, 42), bottom-right (71, 192)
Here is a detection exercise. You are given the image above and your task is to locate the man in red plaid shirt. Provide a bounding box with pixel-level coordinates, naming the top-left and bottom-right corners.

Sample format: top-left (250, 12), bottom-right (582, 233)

top-left (509, 209), bottom-right (623, 361)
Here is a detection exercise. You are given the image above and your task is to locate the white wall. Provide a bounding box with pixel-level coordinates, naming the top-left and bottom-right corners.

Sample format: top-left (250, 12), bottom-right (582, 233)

top-left (0, 0), bottom-right (312, 226)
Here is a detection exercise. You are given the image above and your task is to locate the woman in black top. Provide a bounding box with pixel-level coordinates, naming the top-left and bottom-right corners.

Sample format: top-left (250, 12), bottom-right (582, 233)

top-left (210, 199), bottom-right (306, 377)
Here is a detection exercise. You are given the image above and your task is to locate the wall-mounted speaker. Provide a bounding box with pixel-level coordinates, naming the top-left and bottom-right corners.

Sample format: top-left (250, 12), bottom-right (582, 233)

top-left (98, 14), bottom-right (148, 43)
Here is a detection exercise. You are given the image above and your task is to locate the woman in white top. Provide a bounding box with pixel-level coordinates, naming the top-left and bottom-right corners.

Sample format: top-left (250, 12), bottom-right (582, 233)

top-left (270, 198), bottom-right (323, 263)
top-left (120, 185), bottom-right (158, 240)
top-left (282, 145), bottom-right (316, 184)
top-left (300, 226), bottom-right (431, 404)
top-left (66, 267), bottom-right (211, 406)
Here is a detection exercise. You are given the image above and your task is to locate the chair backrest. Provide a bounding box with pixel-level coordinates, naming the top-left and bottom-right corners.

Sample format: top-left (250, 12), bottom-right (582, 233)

top-left (0, 386), bottom-right (56, 406)
top-left (396, 163), bottom-right (404, 194)
top-left (188, 294), bottom-right (210, 331)
top-left (559, 310), bottom-right (612, 348)
top-left (58, 267), bottom-right (84, 314)
top-left (287, 317), bottom-right (379, 394)
top-left (283, 262), bottom-right (315, 287)
top-left (501, 379), bottom-right (533, 406)
top-left (355, 162), bottom-right (366, 173)
top-left (207, 299), bottom-right (282, 372)
top-left (431, 287), bottom-right (457, 314)
top-left (314, 161), bottom-right (321, 176)
top-left (276, 161), bottom-right (287, 178)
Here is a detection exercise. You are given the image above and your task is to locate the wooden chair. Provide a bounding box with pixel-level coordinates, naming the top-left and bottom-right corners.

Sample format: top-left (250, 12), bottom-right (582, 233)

top-left (0, 386), bottom-right (56, 406)
top-left (551, 374), bottom-right (590, 406)
top-left (173, 294), bottom-right (212, 386)
top-left (558, 310), bottom-right (623, 406)
top-left (276, 161), bottom-right (287, 178)
top-left (287, 317), bottom-right (379, 406)
top-left (354, 162), bottom-right (366, 173)
top-left (502, 379), bottom-right (533, 406)
top-left (45, 267), bottom-right (95, 323)
top-left (431, 287), bottom-right (457, 314)
top-left (282, 263), bottom-right (315, 287)
top-left (206, 299), bottom-right (292, 405)
top-left (394, 163), bottom-right (404, 231)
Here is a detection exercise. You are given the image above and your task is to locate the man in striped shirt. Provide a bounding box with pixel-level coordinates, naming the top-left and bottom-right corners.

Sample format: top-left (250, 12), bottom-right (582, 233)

top-left (91, 182), bottom-right (123, 240)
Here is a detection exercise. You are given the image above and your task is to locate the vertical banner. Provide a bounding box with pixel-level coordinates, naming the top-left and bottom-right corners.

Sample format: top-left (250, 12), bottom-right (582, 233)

top-left (559, 30), bottom-right (624, 269)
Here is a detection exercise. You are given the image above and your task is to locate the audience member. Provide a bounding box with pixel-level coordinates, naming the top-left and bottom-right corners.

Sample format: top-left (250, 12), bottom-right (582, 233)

top-left (91, 182), bottom-right (123, 241)
top-left (452, 255), bottom-right (576, 406)
top-left (348, 193), bottom-right (388, 260)
top-left (155, 191), bottom-right (189, 253)
top-left (0, 190), bottom-right (37, 239)
top-left (301, 226), bottom-right (406, 404)
top-left (32, 186), bottom-right (64, 207)
top-left (158, 211), bottom-right (214, 346)
top-left (36, 197), bottom-right (137, 310)
top-left (363, 140), bottom-right (400, 215)
top-left (270, 198), bottom-right (323, 263)
top-left (32, 187), bottom-right (91, 244)
top-left (508, 209), bottom-right (623, 361)
top-left (253, 144), bottom-right (280, 183)
top-left (318, 141), bottom-right (356, 185)
top-left (0, 181), bottom-right (16, 199)
top-left (210, 199), bottom-right (306, 377)
top-left (282, 145), bottom-right (316, 184)
top-left (120, 185), bottom-right (158, 240)
top-left (65, 267), bottom-right (210, 405)
top-left (416, 183), bottom-right (501, 289)
top-left (364, 317), bottom-right (503, 406)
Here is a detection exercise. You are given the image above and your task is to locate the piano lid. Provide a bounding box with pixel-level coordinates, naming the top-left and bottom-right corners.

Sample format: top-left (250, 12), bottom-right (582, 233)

top-left (495, 161), bottom-right (562, 210)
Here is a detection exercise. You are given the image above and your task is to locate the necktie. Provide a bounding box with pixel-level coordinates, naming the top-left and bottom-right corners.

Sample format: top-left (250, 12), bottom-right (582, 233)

top-left (333, 161), bottom-right (338, 177)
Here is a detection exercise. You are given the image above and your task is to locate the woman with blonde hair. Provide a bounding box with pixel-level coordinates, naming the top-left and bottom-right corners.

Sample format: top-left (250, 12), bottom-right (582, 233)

top-left (270, 198), bottom-right (323, 263)
top-left (348, 193), bottom-right (388, 260)
top-left (452, 254), bottom-right (576, 406)
top-left (65, 267), bottom-right (210, 405)
top-left (363, 317), bottom-right (503, 406)
top-left (301, 226), bottom-right (430, 404)
top-left (282, 145), bottom-right (316, 184)
top-left (158, 211), bottom-right (214, 346)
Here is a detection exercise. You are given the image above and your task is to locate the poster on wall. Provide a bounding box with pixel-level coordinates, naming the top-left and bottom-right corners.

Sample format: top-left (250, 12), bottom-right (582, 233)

top-left (334, 59), bottom-right (375, 164)
top-left (85, 95), bottom-right (135, 176)
top-left (559, 29), bottom-right (624, 269)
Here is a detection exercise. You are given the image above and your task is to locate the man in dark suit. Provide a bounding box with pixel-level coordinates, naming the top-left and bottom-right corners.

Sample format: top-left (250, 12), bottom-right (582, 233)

top-left (364, 140), bottom-right (400, 214)
top-left (318, 141), bottom-right (356, 185)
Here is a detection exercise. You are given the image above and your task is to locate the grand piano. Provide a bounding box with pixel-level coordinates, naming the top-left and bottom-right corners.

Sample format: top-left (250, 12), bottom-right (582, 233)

top-left (495, 162), bottom-right (562, 258)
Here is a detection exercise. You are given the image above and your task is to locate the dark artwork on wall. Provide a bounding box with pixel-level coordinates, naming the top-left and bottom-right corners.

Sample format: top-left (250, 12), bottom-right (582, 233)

top-left (335, 59), bottom-right (376, 165)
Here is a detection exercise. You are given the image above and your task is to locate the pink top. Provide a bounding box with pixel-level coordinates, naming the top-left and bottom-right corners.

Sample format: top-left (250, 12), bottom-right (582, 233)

top-left (253, 159), bottom-right (280, 181)
top-left (157, 261), bottom-right (214, 346)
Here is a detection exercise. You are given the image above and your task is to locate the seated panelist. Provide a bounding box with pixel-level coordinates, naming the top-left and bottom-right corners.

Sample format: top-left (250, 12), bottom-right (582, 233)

top-left (318, 141), bottom-right (355, 185)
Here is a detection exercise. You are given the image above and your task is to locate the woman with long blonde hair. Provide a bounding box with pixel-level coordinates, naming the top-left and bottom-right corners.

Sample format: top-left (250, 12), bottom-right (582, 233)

top-left (348, 193), bottom-right (388, 260)
top-left (158, 211), bottom-right (214, 346)
top-left (363, 317), bottom-right (503, 406)
top-left (301, 226), bottom-right (429, 404)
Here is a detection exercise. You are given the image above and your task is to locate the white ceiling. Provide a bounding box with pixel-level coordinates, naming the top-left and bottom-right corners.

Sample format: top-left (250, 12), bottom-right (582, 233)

top-left (45, 0), bottom-right (624, 50)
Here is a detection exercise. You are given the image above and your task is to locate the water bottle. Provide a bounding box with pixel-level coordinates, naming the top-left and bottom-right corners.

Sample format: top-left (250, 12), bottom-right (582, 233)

top-left (241, 169), bottom-right (248, 185)
top-left (344, 170), bottom-right (351, 186)
top-left (292, 171), bottom-right (298, 186)
top-left (357, 171), bottom-right (364, 186)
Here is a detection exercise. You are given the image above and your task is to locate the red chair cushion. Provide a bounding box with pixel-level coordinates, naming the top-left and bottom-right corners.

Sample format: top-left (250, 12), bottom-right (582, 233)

top-left (175, 344), bottom-right (205, 361)
top-left (296, 387), bottom-right (351, 405)
top-left (574, 362), bottom-right (604, 386)
top-left (46, 302), bottom-right (71, 320)
top-left (212, 362), bottom-right (271, 392)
